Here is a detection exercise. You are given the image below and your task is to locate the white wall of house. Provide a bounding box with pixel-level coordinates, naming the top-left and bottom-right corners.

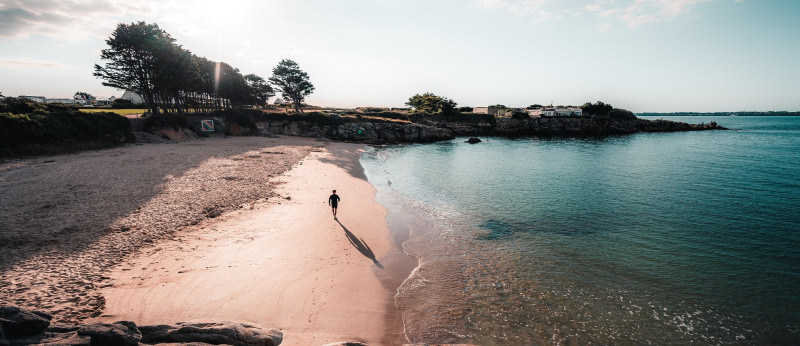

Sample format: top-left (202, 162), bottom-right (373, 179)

top-left (20, 95), bottom-right (46, 103)
top-left (45, 98), bottom-right (75, 104)
top-left (120, 90), bottom-right (145, 104)
top-left (473, 106), bottom-right (499, 115)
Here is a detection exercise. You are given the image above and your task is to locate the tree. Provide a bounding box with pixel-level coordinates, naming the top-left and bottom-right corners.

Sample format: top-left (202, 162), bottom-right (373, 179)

top-left (580, 101), bottom-right (613, 117)
top-left (73, 91), bottom-right (96, 104)
top-left (94, 21), bottom-right (177, 114)
top-left (244, 74), bottom-right (274, 108)
top-left (268, 59), bottom-right (314, 113)
top-left (406, 92), bottom-right (457, 114)
top-left (527, 104), bottom-right (542, 109)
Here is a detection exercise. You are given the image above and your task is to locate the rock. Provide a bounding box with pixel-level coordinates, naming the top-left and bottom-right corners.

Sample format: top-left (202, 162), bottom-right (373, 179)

top-left (467, 137), bottom-right (482, 144)
top-left (140, 321), bottom-right (283, 346)
top-left (0, 325), bottom-right (7, 346)
top-left (321, 342), bottom-right (368, 346)
top-left (37, 331), bottom-right (91, 345)
top-left (46, 323), bottom-right (80, 333)
top-left (77, 321), bottom-right (141, 346)
top-left (0, 306), bottom-right (52, 339)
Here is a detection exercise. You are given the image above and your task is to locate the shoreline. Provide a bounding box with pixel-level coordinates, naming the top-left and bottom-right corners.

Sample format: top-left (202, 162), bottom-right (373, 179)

top-left (0, 136), bottom-right (411, 344)
top-left (95, 141), bottom-right (410, 345)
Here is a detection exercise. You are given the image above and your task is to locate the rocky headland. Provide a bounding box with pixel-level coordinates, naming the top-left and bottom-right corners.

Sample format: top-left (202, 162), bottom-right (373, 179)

top-left (241, 115), bottom-right (724, 144)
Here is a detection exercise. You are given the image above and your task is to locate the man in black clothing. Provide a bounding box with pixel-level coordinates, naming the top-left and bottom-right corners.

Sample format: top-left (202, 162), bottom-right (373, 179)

top-left (328, 189), bottom-right (340, 219)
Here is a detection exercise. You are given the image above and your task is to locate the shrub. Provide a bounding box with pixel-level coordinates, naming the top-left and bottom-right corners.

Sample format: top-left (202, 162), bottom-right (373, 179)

top-left (144, 113), bottom-right (189, 130)
top-left (609, 108), bottom-right (637, 120)
top-left (511, 110), bottom-right (530, 119)
top-left (0, 97), bottom-right (46, 114)
top-left (0, 108), bottom-right (132, 157)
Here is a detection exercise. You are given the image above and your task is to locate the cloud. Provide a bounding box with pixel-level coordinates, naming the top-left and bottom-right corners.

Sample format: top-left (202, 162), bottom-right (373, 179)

top-left (0, 58), bottom-right (63, 67)
top-left (473, 0), bottom-right (719, 28)
top-left (585, 0), bottom-right (714, 28)
top-left (0, 0), bottom-right (152, 40)
top-left (471, 0), bottom-right (554, 20)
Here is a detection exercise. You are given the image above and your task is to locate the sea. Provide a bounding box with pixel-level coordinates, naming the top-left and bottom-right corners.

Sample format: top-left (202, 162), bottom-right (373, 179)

top-left (359, 116), bottom-right (800, 345)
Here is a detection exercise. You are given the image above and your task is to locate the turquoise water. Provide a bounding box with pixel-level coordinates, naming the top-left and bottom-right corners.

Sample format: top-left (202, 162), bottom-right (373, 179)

top-left (361, 116), bottom-right (800, 345)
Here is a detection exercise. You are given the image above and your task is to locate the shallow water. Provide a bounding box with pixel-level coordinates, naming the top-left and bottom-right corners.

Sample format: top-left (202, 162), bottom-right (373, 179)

top-left (361, 116), bottom-right (800, 345)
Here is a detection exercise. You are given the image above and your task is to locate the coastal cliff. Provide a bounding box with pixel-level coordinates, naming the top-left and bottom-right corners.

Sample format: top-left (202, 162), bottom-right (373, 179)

top-left (248, 116), bottom-right (723, 144)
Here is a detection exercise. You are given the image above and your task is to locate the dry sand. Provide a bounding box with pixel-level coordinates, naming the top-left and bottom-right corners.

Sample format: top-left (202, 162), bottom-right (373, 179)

top-left (0, 135), bottom-right (408, 344)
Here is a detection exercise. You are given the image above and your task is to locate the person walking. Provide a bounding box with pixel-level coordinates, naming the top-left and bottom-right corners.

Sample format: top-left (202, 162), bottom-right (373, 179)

top-left (328, 189), bottom-right (341, 219)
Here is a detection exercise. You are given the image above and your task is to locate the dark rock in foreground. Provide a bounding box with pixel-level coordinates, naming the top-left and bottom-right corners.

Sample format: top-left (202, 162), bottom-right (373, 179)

top-left (78, 321), bottom-right (141, 346)
top-left (466, 137), bottom-right (482, 144)
top-left (140, 321), bottom-right (283, 346)
top-left (0, 306), bottom-right (52, 339)
top-left (0, 306), bottom-right (283, 346)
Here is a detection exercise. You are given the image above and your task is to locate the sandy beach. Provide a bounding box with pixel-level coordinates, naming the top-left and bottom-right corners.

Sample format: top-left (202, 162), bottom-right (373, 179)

top-left (0, 136), bottom-right (409, 345)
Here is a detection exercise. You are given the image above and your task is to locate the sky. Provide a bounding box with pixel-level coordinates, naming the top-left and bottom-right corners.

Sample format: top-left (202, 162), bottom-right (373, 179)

top-left (0, 0), bottom-right (798, 112)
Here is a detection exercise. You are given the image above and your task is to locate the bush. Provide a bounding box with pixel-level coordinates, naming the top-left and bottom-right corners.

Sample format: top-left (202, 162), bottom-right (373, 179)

top-left (111, 99), bottom-right (138, 109)
top-left (609, 108), bottom-right (637, 120)
top-left (0, 106), bottom-right (132, 157)
top-left (0, 97), bottom-right (46, 114)
top-left (458, 106), bottom-right (473, 113)
top-left (143, 113), bottom-right (189, 130)
top-left (511, 110), bottom-right (530, 119)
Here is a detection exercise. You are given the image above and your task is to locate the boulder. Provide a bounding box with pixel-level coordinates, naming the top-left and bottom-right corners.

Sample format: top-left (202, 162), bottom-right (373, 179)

top-left (139, 321), bottom-right (283, 346)
top-left (467, 137), bottom-right (482, 144)
top-left (0, 325), bottom-right (7, 346)
top-left (36, 331), bottom-right (91, 345)
top-left (77, 321), bottom-right (141, 346)
top-left (0, 306), bottom-right (52, 339)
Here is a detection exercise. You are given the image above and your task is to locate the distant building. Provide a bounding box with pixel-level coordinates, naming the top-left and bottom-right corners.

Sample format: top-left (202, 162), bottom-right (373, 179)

top-left (45, 98), bottom-right (76, 104)
top-left (120, 90), bottom-right (144, 104)
top-left (529, 107), bottom-right (582, 117)
top-left (556, 107), bottom-right (582, 116)
top-left (473, 106), bottom-right (500, 116)
top-left (274, 97), bottom-right (285, 105)
top-left (19, 95), bottom-right (46, 103)
top-left (95, 96), bottom-right (116, 106)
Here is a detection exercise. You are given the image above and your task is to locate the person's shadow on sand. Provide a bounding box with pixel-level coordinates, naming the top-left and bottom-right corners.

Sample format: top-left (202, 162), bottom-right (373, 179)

top-left (336, 219), bottom-right (384, 269)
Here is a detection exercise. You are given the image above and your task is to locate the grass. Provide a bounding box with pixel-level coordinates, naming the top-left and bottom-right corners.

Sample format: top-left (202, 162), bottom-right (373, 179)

top-left (80, 108), bottom-right (146, 116)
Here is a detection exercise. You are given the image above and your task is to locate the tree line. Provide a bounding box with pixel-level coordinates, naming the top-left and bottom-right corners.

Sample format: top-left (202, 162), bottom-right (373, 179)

top-left (94, 22), bottom-right (313, 115)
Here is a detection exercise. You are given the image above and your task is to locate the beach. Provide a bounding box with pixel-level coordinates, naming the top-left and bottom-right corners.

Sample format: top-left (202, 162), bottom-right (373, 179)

top-left (0, 136), bottom-right (407, 345)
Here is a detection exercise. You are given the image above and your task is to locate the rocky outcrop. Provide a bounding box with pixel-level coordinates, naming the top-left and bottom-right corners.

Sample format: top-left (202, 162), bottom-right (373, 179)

top-left (78, 321), bottom-right (141, 346)
top-left (255, 120), bottom-right (455, 143)
top-left (0, 306), bottom-right (52, 339)
top-left (140, 321), bottom-right (283, 346)
top-left (248, 116), bottom-right (723, 144)
top-left (467, 137), bottom-right (482, 144)
top-left (0, 306), bottom-right (283, 346)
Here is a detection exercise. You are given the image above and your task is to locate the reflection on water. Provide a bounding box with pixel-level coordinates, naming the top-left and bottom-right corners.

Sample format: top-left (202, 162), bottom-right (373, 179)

top-left (362, 117), bottom-right (800, 345)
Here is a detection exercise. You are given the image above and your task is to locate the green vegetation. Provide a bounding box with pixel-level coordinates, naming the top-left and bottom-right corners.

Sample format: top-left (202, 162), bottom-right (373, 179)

top-left (94, 21), bottom-right (284, 115)
top-left (580, 101), bottom-right (613, 117)
top-left (406, 92), bottom-right (458, 115)
top-left (0, 97), bottom-right (132, 158)
top-left (81, 108), bottom-right (145, 116)
top-left (268, 59), bottom-right (315, 113)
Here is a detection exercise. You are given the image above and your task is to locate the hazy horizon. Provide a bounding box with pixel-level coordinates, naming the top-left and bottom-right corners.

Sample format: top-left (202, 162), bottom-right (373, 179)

top-left (1, 0), bottom-right (798, 113)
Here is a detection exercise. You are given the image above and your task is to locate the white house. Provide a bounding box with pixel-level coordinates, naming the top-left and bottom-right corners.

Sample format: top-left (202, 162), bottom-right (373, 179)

top-left (555, 107), bottom-right (582, 116)
top-left (19, 95), bottom-right (46, 103)
top-left (120, 90), bottom-right (145, 104)
top-left (95, 96), bottom-right (116, 106)
top-left (45, 98), bottom-right (76, 104)
top-left (473, 106), bottom-right (499, 116)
